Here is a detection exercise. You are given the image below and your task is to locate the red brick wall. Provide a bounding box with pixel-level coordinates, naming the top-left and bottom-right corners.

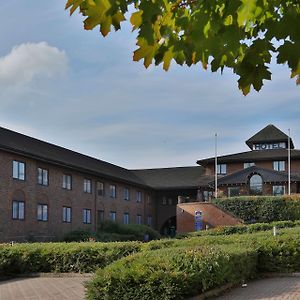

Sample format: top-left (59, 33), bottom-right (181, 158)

top-left (176, 202), bottom-right (242, 233)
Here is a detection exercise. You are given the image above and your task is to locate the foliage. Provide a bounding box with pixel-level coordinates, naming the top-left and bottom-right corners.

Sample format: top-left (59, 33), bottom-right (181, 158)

top-left (0, 241), bottom-right (141, 275)
top-left (213, 195), bottom-right (300, 223)
top-left (66, 0), bottom-right (300, 95)
top-left (63, 229), bottom-right (95, 242)
top-left (86, 245), bottom-right (257, 300)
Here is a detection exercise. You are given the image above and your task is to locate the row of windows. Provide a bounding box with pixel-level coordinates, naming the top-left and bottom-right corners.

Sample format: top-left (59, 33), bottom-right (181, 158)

top-left (227, 184), bottom-right (286, 197)
top-left (12, 160), bottom-right (148, 202)
top-left (217, 160), bottom-right (286, 175)
top-left (162, 197), bottom-right (174, 206)
top-left (12, 201), bottom-right (153, 225)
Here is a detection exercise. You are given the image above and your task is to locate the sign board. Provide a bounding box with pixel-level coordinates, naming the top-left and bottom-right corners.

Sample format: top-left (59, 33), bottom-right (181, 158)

top-left (195, 210), bottom-right (203, 231)
top-left (253, 142), bottom-right (286, 150)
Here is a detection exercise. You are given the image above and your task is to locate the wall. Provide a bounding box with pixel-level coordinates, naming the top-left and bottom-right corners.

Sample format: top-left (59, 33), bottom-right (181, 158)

top-left (176, 202), bottom-right (242, 233)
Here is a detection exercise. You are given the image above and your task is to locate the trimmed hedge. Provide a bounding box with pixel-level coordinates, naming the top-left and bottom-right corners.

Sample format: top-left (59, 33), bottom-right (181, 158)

top-left (87, 245), bottom-right (257, 300)
top-left (87, 228), bottom-right (300, 300)
top-left (213, 195), bottom-right (300, 223)
top-left (0, 241), bottom-right (141, 275)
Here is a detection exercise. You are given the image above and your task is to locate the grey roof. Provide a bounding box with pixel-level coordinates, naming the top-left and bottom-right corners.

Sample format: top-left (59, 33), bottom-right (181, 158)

top-left (0, 126), bottom-right (145, 187)
top-left (246, 124), bottom-right (294, 149)
top-left (131, 166), bottom-right (212, 189)
top-left (197, 149), bottom-right (300, 166)
top-left (210, 166), bottom-right (300, 187)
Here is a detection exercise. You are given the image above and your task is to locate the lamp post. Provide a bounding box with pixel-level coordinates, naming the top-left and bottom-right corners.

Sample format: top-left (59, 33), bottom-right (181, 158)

top-left (215, 133), bottom-right (218, 199)
top-left (288, 128), bottom-right (291, 195)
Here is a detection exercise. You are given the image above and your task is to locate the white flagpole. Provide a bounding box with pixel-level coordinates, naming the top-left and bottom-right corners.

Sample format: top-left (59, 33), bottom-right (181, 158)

top-left (215, 133), bottom-right (218, 199)
top-left (288, 128), bottom-right (291, 195)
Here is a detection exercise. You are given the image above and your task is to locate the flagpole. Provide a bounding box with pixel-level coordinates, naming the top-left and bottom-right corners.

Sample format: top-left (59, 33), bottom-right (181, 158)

top-left (215, 133), bottom-right (218, 199)
top-left (288, 128), bottom-right (291, 195)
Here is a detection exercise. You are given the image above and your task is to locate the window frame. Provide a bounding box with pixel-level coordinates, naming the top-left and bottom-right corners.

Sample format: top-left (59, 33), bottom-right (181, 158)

top-left (136, 191), bottom-right (142, 203)
top-left (37, 167), bottom-right (49, 186)
top-left (123, 212), bottom-right (130, 225)
top-left (110, 184), bottom-right (117, 198)
top-left (136, 214), bottom-right (142, 225)
top-left (37, 203), bottom-right (48, 221)
top-left (83, 179), bottom-right (92, 194)
top-left (217, 164), bottom-right (227, 175)
top-left (62, 174), bottom-right (72, 190)
top-left (12, 200), bottom-right (25, 220)
top-left (110, 211), bottom-right (116, 222)
top-left (97, 182), bottom-right (105, 196)
top-left (273, 161), bottom-right (285, 171)
top-left (273, 185), bottom-right (286, 196)
top-left (13, 160), bottom-right (26, 181)
top-left (124, 187), bottom-right (130, 201)
top-left (62, 206), bottom-right (72, 223)
top-left (83, 208), bottom-right (91, 224)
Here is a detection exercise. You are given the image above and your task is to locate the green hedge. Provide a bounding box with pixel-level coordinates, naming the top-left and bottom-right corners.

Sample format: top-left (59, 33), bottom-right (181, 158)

top-left (0, 241), bottom-right (141, 275)
top-left (87, 245), bottom-right (257, 300)
top-left (87, 229), bottom-right (300, 300)
top-left (213, 195), bottom-right (300, 223)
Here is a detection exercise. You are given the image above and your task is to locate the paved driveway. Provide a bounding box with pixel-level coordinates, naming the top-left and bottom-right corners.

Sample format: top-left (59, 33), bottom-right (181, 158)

top-left (0, 276), bottom-right (90, 300)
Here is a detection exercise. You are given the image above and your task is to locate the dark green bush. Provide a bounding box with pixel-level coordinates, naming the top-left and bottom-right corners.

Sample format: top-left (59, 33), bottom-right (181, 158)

top-left (86, 245), bottom-right (257, 300)
top-left (213, 196), bottom-right (300, 223)
top-left (63, 229), bottom-right (94, 242)
top-left (0, 241), bottom-right (141, 276)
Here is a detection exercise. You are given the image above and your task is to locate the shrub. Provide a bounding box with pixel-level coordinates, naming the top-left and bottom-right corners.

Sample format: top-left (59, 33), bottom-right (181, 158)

top-left (63, 229), bottom-right (94, 242)
top-left (213, 196), bottom-right (300, 223)
top-left (86, 245), bottom-right (257, 300)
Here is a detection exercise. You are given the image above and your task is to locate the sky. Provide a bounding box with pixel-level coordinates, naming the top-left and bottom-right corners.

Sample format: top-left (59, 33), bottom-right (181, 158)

top-left (0, 1), bottom-right (299, 169)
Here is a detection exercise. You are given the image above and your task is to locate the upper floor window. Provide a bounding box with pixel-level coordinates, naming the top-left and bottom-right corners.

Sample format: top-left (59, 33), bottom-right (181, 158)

top-left (83, 208), bottom-right (91, 224)
top-left (97, 182), bottom-right (105, 196)
top-left (37, 204), bottom-right (48, 221)
top-left (217, 164), bottom-right (227, 175)
top-left (62, 174), bottom-right (72, 190)
top-left (249, 174), bottom-right (263, 195)
top-left (146, 194), bottom-right (151, 205)
top-left (123, 213), bottom-right (130, 224)
top-left (110, 184), bottom-right (117, 198)
top-left (63, 206), bottom-right (72, 223)
top-left (162, 196), bottom-right (167, 205)
top-left (12, 200), bottom-right (25, 220)
top-left (38, 168), bottom-right (48, 186)
top-left (84, 179), bottom-right (92, 193)
top-left (136, 191), bottom-right (142, 203)
top-left (244, 162), bottom-right (255, 169)
top-left (124, 188), bottom-right (130, 201)
top-left (273, 161), bottom-right (285, 171)
top-left (13, 160), bottom-right (25, 180)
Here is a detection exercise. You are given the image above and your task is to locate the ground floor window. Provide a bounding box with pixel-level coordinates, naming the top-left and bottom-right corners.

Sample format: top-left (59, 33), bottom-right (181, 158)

top-left (136, 214), bottom-right (142, 225)
top-left (110, 211), bottom-right (116, 222)
top-left (273, 185), bottom-right (285, 196)
top-left (83, 209), bottom-right (91, 224)
top-left (203, 191), bottom-right (213, 201)
top-left (37, 204), bottom-right (48, 221)
top-left (97, 210), bottom-right (104, 225)
top-left (228, 187), bottom-right (240, 197)
top-left (123, 213), bottom-right (130, 224)
top-left (12, 201), bottom-right (25, 220)
top-left (249, 174), bottom-right (263, 195)
top-left (63, 206), bottom-right (72, 223)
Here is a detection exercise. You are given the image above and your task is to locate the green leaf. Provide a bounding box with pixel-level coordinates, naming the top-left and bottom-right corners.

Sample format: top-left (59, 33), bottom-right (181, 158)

top-left (130, 11), bottom-right (143, 30)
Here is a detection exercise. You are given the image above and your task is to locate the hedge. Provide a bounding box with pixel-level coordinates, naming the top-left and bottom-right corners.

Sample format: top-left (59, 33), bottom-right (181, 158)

top-left (0, 241), bottom-right (141, 275)
top-left (86, 245), bottom-right (257, 300)
top-left (213, 195), bottom-right (300, 223)
top-left (87, 229), bottom-right (300, 300)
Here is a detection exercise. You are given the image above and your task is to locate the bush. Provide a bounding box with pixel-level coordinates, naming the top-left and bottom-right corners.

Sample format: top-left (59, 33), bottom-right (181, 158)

top-left (86, 245), bottom-right (257, 300)
top-left (213, 195), bottom-right (300, 223)
top-left (63, 230), bottom-right (94, 242)
top-left (0, 241), bottom-right (142, 276)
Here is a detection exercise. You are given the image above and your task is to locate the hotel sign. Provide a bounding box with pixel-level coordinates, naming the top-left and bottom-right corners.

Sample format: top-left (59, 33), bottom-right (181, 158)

top-left (253, 142), bottom-right (286, 150)
top-left (195, 210), bottom-right (203, 231)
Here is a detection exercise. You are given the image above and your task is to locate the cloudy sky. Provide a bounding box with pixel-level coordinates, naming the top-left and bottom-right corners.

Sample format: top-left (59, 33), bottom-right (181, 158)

top-left (0, 1), bottom-right (299, 169)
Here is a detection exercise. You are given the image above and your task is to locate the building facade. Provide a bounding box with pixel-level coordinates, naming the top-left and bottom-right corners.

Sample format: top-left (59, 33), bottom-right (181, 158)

top-left (0, 124), bottom-right (299, 241)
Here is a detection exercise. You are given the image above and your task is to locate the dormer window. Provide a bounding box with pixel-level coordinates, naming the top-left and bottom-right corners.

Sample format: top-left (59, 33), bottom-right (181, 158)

top-left (273, 161), bottom-right (285, 171)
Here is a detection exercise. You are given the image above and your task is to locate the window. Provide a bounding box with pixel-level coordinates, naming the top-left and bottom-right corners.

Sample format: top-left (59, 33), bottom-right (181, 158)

top-left (136, 191), bottom-right (142, 203)
top-left (110, 211), bottom-right (116, 222)
top-left (244, 162), bottom-right (255, 169)
top-left (228, 187), bottom-right (240, 197)
top-left (273, 161), bottom-right (285, 171)
top-left (97, 182), bottom-right (105, 196)
top-left (124, 188), bottom-right (130, 201)
top-left (62, 175), bottom-right (72, 190)
top-left (249, 174), bottom-right (263, 195)
top-left (12, 201), bottom-right (25, 220)
top-left (136, 214), bottom-right (142, 225)
top-left (97, 210), bottom-right (104, 225)
top-left (147, 216), bottom-right (152, 226)
top-left (217, 164), bottom-right (227, 175)
top-left (168, 198), bottom-right (173, 205)
top-left (203, 191), bottom-right (213, 201)
top-left (146, 194), bottom-right (151, 205)
top-left (273, 185), bottom-right (285, 196)
top-left (110, 185), bottom-right (116, 198)
top-left (162, 196), bottom-right (167, 205)
top-left (123, 213), bottom-right (130, 224)
top-left (84, 179), bottom-right (92, 193)
top-left (37, 204), bottom-right (48, 221)
top-left (13, 160), bottom-right (25, 180)
top-left (63, 206), bottom-right (72, 223)
top-left (38, 168), bottom-right (48, 186)
top-left (83, 209), bottom-right (91, 224)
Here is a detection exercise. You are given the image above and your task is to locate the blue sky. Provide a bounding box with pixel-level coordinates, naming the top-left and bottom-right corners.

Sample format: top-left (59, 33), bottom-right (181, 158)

top-left (0, 0), bottom-right (299, 169)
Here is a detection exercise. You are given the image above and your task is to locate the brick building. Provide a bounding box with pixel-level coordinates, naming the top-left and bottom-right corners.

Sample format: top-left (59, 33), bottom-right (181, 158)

top-left (1, 124), bottom-right (300, 241)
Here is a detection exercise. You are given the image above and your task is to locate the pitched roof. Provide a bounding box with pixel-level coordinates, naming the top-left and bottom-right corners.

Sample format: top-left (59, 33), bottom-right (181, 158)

top-left (0, 126), bottom-right (146, 187)
top-left (131, 166), bottom-right (212, 189)
top-left (246, 124), bottom-right (294, 149)
top-left (197, 148), bottom-right (300, 166)
top-left (209, 166), bottom-right (300, 187)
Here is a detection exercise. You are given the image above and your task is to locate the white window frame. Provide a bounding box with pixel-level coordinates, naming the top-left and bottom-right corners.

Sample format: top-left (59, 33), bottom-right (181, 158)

top-left (123, 213), bottom-right (130, 224)
top-left (110, 185), bottom-right (117, 198)
top-left (244, 162), bottom-right (255, 169)
top-left (13, 160), bottom-right (25, 180)
top-left (63, 206), bottom-right (72, 223)
top-left (84, 179), bottom-right (92, 193)
top-left (217, 164), bottom-right (227, 175)
top-left (37, 204), bottom-right (48, 221)
top-left (273, 185), bottom-right (286, 196)
top-left (62, 175), bottom-right (72, 190)
top-left (12, 200), bottom-right (25, 220)
top-left (273, 161), bottom-right (285, 171)
top-left (136, 191), bottom-right (142, 203)
top-left (124, 188), bottom-right (130, 201)
top-left (83, 208), bottom-right (91, 224)
top-left (38, 168), bottom-right (48, 186)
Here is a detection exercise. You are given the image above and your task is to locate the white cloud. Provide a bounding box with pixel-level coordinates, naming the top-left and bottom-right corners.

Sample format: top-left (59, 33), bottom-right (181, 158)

top-left (0, 42), bottom-right (67, 86)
